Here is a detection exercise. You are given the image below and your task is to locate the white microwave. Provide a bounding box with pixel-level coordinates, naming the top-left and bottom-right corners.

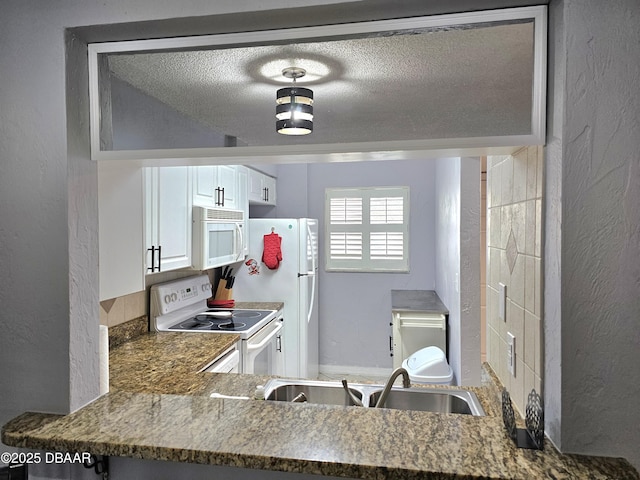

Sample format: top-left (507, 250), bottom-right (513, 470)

top-left (192, 206), bottom-right (244, 270)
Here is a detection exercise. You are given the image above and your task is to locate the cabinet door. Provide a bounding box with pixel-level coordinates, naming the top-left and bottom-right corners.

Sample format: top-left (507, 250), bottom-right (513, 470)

top-left (262, 174), bottom-right (277, 206)
top-left (146, 166), bottom-right (193, 273)
top-left (248, 168), bottom-right (264, 203)
top-left (98, 164), bottom-right (145, 300)
top-left (216, 165), bottom-right (237, 209)
top-left (247, 168), bottom-right (277, 206)
top-left (193, 165), bottom-right (217, 207)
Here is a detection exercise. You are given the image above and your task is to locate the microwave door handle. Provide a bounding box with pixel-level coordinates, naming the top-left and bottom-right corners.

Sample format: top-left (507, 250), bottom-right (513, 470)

top-left (246, 322), bottom-right (283, 352)
top-left (235, 223), bottom-right (244, 260)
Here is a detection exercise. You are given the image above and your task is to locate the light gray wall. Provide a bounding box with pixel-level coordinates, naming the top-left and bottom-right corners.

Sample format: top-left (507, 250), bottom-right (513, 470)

top-left (435, 159), bottom-right (462, 383)
top-left (274, 164), bottom-right (310, 219)
top-left (544, 0), bottom-right (640, 468)
top-left (288, 160), bottom-right (439, 371)
top-left (434, 157), bottom-right (481, 386)
top-left (111, 77), bottom-right (228, 150)
top-left (459, 157), bottom-right (481, 386)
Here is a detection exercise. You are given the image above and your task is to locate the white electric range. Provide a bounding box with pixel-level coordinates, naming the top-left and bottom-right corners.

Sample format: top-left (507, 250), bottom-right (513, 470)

top-left (150, 274), bottom-right (283, 375)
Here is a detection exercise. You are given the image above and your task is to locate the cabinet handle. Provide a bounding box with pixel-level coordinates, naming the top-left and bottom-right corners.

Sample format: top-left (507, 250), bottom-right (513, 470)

top-left (221, 187), bottom-right (225, 206)
top-left (389, 335), bottom-right (393, 357)
top-left (276, 334), bottom-right (282, 352)
top-left (147, 245), bottom-right (162, 272)
top-left (147, 247), bottom-right (155, 272)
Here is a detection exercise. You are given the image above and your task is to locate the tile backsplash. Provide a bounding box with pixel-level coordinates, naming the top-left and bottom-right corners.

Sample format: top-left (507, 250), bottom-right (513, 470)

top-left (100, 290), bottom-right (146, 327)
top-left (487, 146), bottom-right (543, 415)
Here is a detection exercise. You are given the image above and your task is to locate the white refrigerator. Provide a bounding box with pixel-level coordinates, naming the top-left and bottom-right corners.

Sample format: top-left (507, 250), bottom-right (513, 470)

top-left (233, 218), bottom-right (319, 379)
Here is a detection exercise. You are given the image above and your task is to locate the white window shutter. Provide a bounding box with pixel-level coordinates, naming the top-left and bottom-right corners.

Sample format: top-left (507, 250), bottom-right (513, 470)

top-left (325, 187), bottom-right (409, 272)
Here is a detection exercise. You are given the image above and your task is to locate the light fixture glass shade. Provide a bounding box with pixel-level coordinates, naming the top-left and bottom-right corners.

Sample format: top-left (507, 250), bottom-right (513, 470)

top-left (276, 86), bottom-right (313, 135)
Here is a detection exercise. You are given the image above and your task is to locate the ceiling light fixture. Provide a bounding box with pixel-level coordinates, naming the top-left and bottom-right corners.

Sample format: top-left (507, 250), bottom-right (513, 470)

top-left (276, 67), bottom-right (313, 135)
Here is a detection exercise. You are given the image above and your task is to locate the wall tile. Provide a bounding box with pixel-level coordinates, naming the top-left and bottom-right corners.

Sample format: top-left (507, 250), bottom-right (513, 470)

top-left (513, 147), bottom-right (528, 203)
top-left (524, 255), bottom-right (535, 314)
top-left (509, 253), bottom-right (525, 309)
top-left (534, 257), bottom-right (542, 317)
top-left (489, 207), bottom-right (501, 248)
top-left (501, 204), bottom-right (512, 249)
top-left (511, 202), bottom-right (526, 255)
top-left (501, 156), bottom-right (514, 205)
top-left (124, 291), bottom-right (146, 320)
top-left (510, 301), bottom-right (525, 360)
top-left (106, 297), bottom-right (125, 327)
top-left (487, 147), bottom-right (543, 416)
top-left (524, 363), bottom-right (536, 404)
top-left (525, 200), bottom-right (536, 256)
top-left (513, 357), bottom-right (526, 415)
top-left (533, 314), bottom-right (542, 376)
top-left (535, 199), bottom-right (542, 257)
top-left (524, 309), bottom-right (537, 369)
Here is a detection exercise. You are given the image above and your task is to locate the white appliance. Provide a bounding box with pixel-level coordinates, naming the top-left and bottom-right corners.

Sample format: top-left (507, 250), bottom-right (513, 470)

top-left (192, 206), bottom-right (245, 270)
top-left (391, 311), bottom-right (447, 369)
top-left (233, 218), bottom-right (318, 379)
top-left (150, 274), bottom-right (283, 375)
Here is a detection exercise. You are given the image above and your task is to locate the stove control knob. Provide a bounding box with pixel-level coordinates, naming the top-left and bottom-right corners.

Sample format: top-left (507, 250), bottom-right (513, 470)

top-left (164, 295), bottom-right (171, 304)
top-left (171, 293), bottom-right (178, 301)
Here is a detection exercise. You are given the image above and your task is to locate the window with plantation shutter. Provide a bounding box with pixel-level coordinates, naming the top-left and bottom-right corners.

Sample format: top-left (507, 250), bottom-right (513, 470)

top-left (325, 187), bottom-right (409, 272)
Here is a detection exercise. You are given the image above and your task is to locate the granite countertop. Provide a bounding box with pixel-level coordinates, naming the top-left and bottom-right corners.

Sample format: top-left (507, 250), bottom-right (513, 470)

top-left (3, 301), bottom-right (638, 479)
top-left (391, 290), bottom-right (449, 314)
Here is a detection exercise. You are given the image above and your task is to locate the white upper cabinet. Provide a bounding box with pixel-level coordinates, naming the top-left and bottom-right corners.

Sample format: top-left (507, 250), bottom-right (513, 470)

top-left (193, 165), bottom-right (240, 209)
top-left (192, 165), bottom-right (217, 207)
top-left (248, 168), bottom-right (277, 206)
top-left (145, 166), bottom-right (193, 273)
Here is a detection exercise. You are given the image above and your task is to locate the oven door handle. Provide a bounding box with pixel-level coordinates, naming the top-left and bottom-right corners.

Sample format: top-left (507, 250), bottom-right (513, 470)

top-left (246, 321), bottom-right (283, 352)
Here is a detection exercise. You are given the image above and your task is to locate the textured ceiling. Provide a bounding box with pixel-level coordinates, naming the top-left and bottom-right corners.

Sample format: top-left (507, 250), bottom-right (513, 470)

top-left (107, 20), bottom-right (534, 148)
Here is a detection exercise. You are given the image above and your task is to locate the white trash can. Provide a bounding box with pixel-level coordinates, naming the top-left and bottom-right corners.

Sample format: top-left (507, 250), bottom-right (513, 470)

top-left (402, 346), bottom-right (454, 385)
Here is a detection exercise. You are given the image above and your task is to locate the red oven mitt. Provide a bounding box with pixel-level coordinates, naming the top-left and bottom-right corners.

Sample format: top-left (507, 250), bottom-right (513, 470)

top-left (262, 232), bottom-right (282, 270)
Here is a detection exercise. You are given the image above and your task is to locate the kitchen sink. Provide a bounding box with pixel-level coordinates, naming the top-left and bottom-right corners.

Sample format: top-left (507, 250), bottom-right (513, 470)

top-left (367, 388), bottom-right (484, 415)
top-left (265, 379), bottom-right (364, 406)
top-left (263, 379), bottom-right (485, 416)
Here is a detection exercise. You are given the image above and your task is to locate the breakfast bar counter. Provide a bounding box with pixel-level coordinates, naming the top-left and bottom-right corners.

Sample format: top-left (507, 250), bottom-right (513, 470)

top-left (3, 313), bottom-right (638, 480)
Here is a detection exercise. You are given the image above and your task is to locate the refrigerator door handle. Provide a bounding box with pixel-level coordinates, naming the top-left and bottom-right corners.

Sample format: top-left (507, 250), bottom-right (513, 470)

top-left (304, 221), bottom-right (318, 325)
top-left (308, 271), bottom-right (316, 324)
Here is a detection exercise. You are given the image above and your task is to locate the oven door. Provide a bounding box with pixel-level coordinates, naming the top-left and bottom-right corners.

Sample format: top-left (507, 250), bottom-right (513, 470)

top-left (242, 319), bottom-right (283, 375)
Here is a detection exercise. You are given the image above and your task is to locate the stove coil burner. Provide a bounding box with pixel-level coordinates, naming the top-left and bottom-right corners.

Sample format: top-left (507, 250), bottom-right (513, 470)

top-left (218, 321), bottom-right (247, 330)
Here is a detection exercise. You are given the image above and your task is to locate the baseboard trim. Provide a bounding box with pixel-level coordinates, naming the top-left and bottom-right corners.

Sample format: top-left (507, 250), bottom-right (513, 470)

top-left (319, 364), bottom-right (392, 378)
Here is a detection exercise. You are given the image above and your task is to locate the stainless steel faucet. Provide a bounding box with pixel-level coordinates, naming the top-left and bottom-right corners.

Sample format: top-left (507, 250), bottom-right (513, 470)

top-left (375, 367), bottom-right (411, 408)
